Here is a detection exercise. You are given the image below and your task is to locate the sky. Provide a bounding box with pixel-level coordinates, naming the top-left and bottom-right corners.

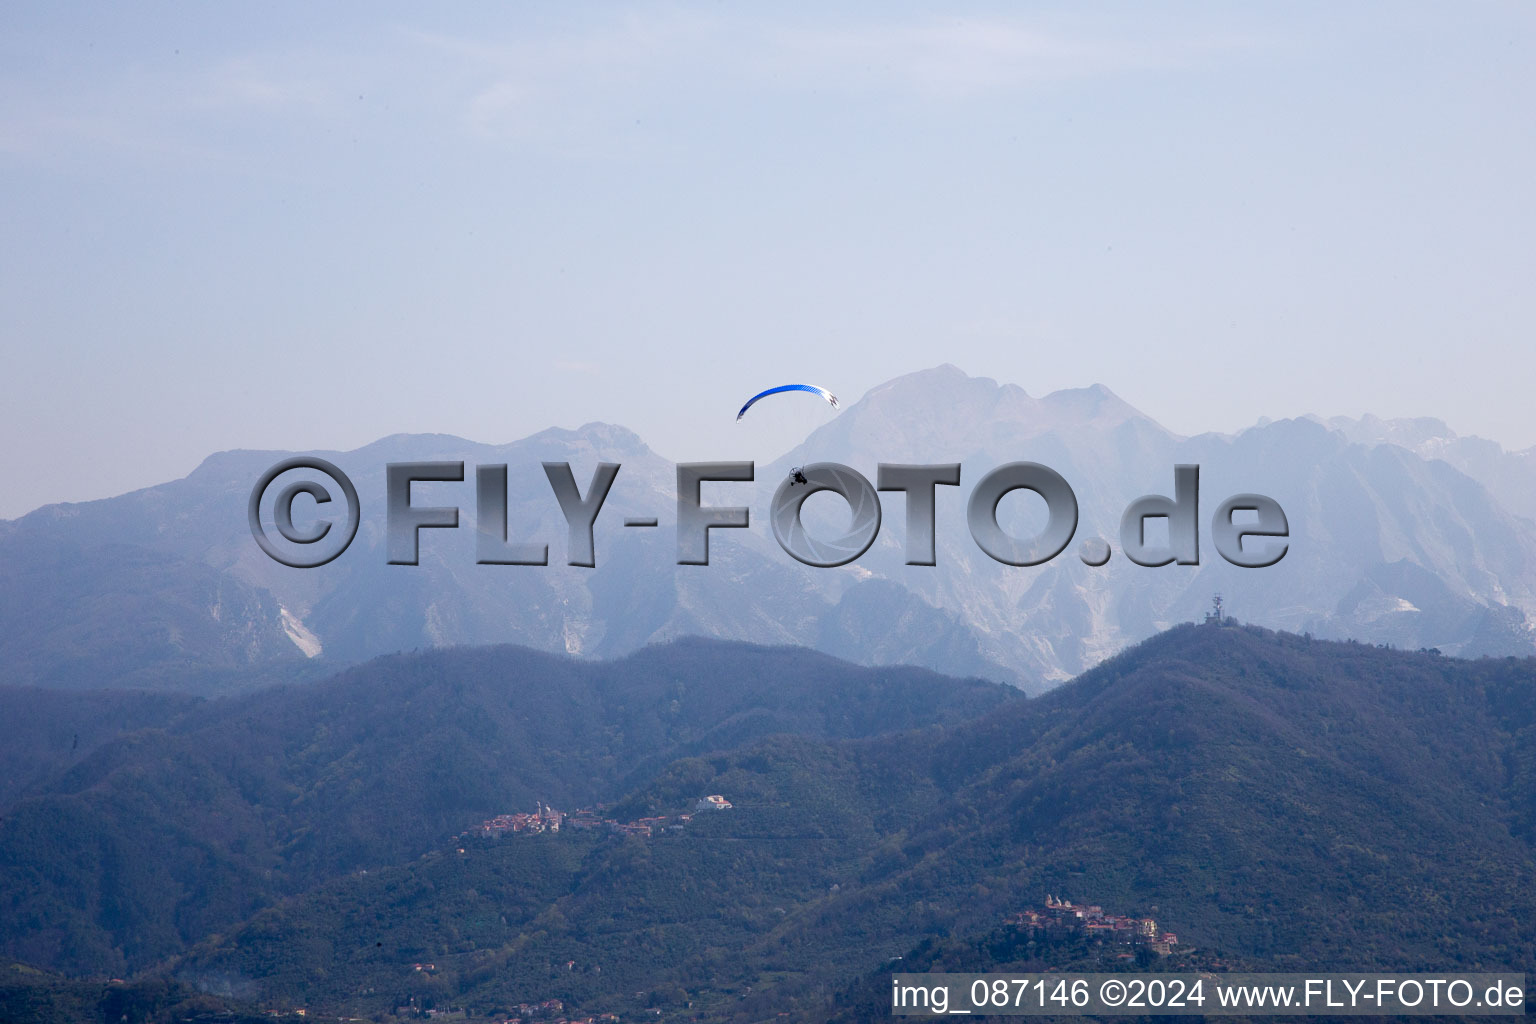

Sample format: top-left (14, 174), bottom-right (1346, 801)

top-left (2, 2), bottom-right (1533, 519)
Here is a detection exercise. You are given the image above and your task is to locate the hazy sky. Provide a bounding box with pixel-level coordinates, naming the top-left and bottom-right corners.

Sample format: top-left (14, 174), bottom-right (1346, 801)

top-left (2, 3), bottom-right (1533, 519)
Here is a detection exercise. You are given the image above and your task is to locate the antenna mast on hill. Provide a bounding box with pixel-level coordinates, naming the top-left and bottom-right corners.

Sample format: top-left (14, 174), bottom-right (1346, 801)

top-left (1207, 593), bottom-right (1225, 624)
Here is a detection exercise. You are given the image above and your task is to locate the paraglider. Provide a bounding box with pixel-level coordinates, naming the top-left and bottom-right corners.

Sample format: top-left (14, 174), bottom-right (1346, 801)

top-left (735, 384), bottom-right (839, 421)
top-left (790, 467), bottom-right (809, 486)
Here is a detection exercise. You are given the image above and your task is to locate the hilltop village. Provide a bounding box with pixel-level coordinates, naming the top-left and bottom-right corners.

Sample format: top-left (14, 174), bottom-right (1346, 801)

top-left (1012, 895), bottom-right (1180, 956)
top-left (460, 795), bottom-right (733, 843)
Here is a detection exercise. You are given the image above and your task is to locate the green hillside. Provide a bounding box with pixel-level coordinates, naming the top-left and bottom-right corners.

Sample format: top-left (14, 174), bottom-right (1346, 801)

top-left (0, 640), bottom-right (1012, 977)
top-left (148, 624), bottom-right (1536, 1022)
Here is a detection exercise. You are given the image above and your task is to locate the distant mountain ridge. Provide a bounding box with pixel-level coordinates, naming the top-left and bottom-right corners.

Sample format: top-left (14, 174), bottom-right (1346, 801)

top-left (1312, 410), bottom-right (1536, 521)
top-left (3, 365), bottom-right (1535, 692)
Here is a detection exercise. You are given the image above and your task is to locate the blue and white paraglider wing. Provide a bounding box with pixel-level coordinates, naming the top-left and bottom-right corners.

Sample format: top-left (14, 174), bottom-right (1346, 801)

top-left (736, 384), bottom-right (840, 421)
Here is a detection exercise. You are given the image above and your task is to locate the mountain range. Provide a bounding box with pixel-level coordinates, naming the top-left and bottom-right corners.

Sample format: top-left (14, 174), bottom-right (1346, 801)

top-left (4, 365), bottom-right (1534, 693)
top-left (0, 641), bottom-right (1010, 978)
top-left (1, 624), bottom-right (1531, 1022)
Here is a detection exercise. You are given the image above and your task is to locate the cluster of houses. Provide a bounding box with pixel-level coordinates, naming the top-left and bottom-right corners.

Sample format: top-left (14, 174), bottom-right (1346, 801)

top-left (1011, 895), bottom-right (1179, 955)
top-left (501, 999), bottom-right (620, 1023)
top-left (464, 803), bottom-right (569, 838)
top-left (407, 998), bottom-right (621, 1022)
top-left (463, 796), bottom-right (733, 842)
